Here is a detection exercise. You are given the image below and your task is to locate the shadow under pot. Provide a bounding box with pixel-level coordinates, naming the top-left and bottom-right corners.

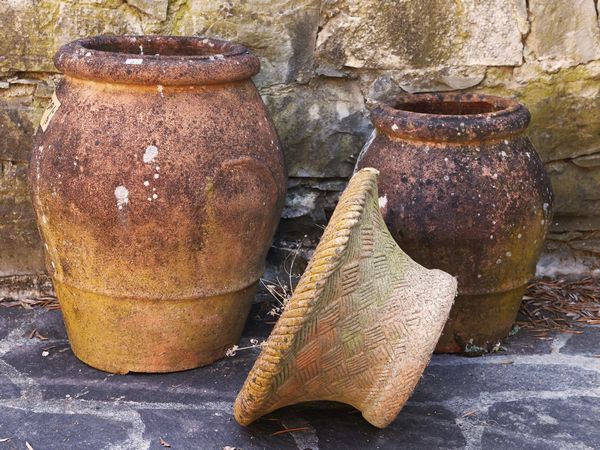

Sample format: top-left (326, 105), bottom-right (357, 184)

top-left (356, 93), bottom-right (553, 354)
top-left (29, 35), bottom-right (286, 373)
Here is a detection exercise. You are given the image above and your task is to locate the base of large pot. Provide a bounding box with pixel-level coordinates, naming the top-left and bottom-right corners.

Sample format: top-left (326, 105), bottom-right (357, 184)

top-left (54, 280), bottom-right (255, 374)
top-left (434, 285), bottom-right (526, 354)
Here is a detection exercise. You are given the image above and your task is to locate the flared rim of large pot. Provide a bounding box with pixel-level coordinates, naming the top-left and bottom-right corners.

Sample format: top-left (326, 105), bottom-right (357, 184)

top-left (54, 35), bottom-right (260, 86)
top-left (371, 93), bottom-right (531, 142)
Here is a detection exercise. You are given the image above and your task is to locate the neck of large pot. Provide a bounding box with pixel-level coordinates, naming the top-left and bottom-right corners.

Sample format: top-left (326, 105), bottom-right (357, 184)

top-left (54, 36), bottom-right (261, 87)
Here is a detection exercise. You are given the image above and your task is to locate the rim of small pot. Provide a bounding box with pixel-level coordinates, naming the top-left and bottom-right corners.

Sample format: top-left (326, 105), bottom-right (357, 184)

top-left (371, 93), bottom-right (531, 143)
top-left (54, 35), bottom-right (260, 86)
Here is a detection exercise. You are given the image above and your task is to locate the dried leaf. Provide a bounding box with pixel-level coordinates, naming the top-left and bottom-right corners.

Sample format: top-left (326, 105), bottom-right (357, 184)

top-left (159, 437), bottom-right (171, 448)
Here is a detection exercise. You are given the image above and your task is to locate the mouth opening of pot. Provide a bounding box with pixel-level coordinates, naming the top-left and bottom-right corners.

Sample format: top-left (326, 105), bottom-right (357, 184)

top-left (392, 100), bottom-right (499, 116)
top-left (372, 93), bottom-right (530, 142)
top-left (54, 36), bottom-right (260, 86)
top-left (81, 37), bottom-right (242, 58)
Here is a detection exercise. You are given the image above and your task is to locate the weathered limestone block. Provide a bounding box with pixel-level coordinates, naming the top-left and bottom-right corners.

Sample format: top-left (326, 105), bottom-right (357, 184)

top-left (527, 0), bottom-right (600, 72)
top-left (361, 67), bottom-right (487, 101)
top-left (0, 79), bottom-right (53, 162)
top-left (282, 178), bottom-right (347, 220)
top-left (53, 2), bottom-right (144, 49)
top-left (0, 0), bottom-right (145, 74)
top-left (541, 217), bottom-right (600, 277)
top-left (482, 64), bottom-right (600, 163)
top-left (0, 160), bottom-right (45, 277)
top-left (317, 0), bottom-right (526, 70)
top-left (545, 161), bottom-right (600, 217)
top-left (171, 0), bottom-right (320, 86)
top-left (261, 80), bottom-right (370, 178)
top-left (125, 0), bottom-right (169, 20)
top-left (0, 0), bottom-right (57, 73)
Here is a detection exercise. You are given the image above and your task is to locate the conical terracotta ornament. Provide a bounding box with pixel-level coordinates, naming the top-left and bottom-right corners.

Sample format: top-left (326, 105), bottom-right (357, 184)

top-left (234, 168), bottom-right (457, 428)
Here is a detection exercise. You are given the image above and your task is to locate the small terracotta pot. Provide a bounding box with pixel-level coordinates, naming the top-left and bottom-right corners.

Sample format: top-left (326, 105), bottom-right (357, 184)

top-left (234, 168), bottom-right (457, 428)
top-left (29, 36), bottom-right (286, 373)
top-left (356, 93), bottom-right (553, 353)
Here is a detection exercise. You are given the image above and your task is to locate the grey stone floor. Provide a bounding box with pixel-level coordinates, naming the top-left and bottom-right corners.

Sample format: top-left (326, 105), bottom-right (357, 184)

top-left (0, 305), bottom-right (599, 450)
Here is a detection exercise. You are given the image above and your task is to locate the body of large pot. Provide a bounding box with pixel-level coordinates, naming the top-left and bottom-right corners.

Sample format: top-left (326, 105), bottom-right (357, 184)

top-left (356, 93), bottom-right (553, 353)
top-left (29, 36), bottom-right (286, 373)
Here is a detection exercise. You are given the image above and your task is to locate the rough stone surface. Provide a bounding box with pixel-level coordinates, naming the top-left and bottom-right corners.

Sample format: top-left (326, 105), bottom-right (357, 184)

top-left (0, 160), bottom-right (45, 277)
top-left (560, 326), bottom-right (600, 357)
top-left (483, 397), bottom-right (600, 449)
top-left (0, 407), bottom-right (132, 449)
top-left (0, 306), bottom-right (599, 449)
top-left (171, 0), bottom-right (320, 87)
top-left (527, 0), bottom-right (600, 72)
top-left (125, 0), bottom-right (169, 20)
top-left (482, 64), bottom-right (600, 163)
top-left (2, 0), bottom-right (600, 289)
top-left (546, 161), bottom-right (600, 217)
top-left (316, 0), bottom-right (526, 70)
top-left (263, 80), bottom-right (370, 178)
top-left (0, 374), bottom-right (20, 400)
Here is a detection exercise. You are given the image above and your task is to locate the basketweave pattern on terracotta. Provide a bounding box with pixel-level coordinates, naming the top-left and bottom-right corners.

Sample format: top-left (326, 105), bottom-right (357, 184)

top-left (234, 168), bottom-right (457, 428)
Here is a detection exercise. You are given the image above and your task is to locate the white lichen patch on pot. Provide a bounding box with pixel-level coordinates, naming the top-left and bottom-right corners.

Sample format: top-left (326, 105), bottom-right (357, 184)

top-left (143, 145), bottom-right (158, 163)
top-left (114, 185), bottom-right (129, 209)
top-left (378, 194), bottom-right (388, 209)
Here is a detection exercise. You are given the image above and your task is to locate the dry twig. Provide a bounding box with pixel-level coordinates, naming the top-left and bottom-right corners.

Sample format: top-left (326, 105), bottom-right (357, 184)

top-left (0, 295), bottom-right (59, 310)
top-left (271, 427), bottom-right (310, 436)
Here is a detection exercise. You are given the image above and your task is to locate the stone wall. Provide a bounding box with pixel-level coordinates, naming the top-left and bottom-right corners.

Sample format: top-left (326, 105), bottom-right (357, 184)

top-left (1, 0), bottom-right (599, 295)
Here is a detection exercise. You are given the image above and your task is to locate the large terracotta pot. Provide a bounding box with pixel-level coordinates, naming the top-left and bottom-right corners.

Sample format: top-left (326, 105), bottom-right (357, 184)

top-left (356, 93), bottom-right (553, 353)
top-left (29, 36), bottom-right (286, 373)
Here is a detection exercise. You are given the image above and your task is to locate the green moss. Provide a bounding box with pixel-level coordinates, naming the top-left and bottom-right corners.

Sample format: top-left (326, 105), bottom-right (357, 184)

top-left (481, 65), bottom-right (600, 162)
top-left (463, 341), bottom-right (488, 355)
top-left (372, 0), bottom-right (464, 68)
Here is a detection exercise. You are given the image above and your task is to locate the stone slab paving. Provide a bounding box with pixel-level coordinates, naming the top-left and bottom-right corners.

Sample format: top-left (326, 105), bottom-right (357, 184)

top-left (0, 306), bottom-right (599, 450)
